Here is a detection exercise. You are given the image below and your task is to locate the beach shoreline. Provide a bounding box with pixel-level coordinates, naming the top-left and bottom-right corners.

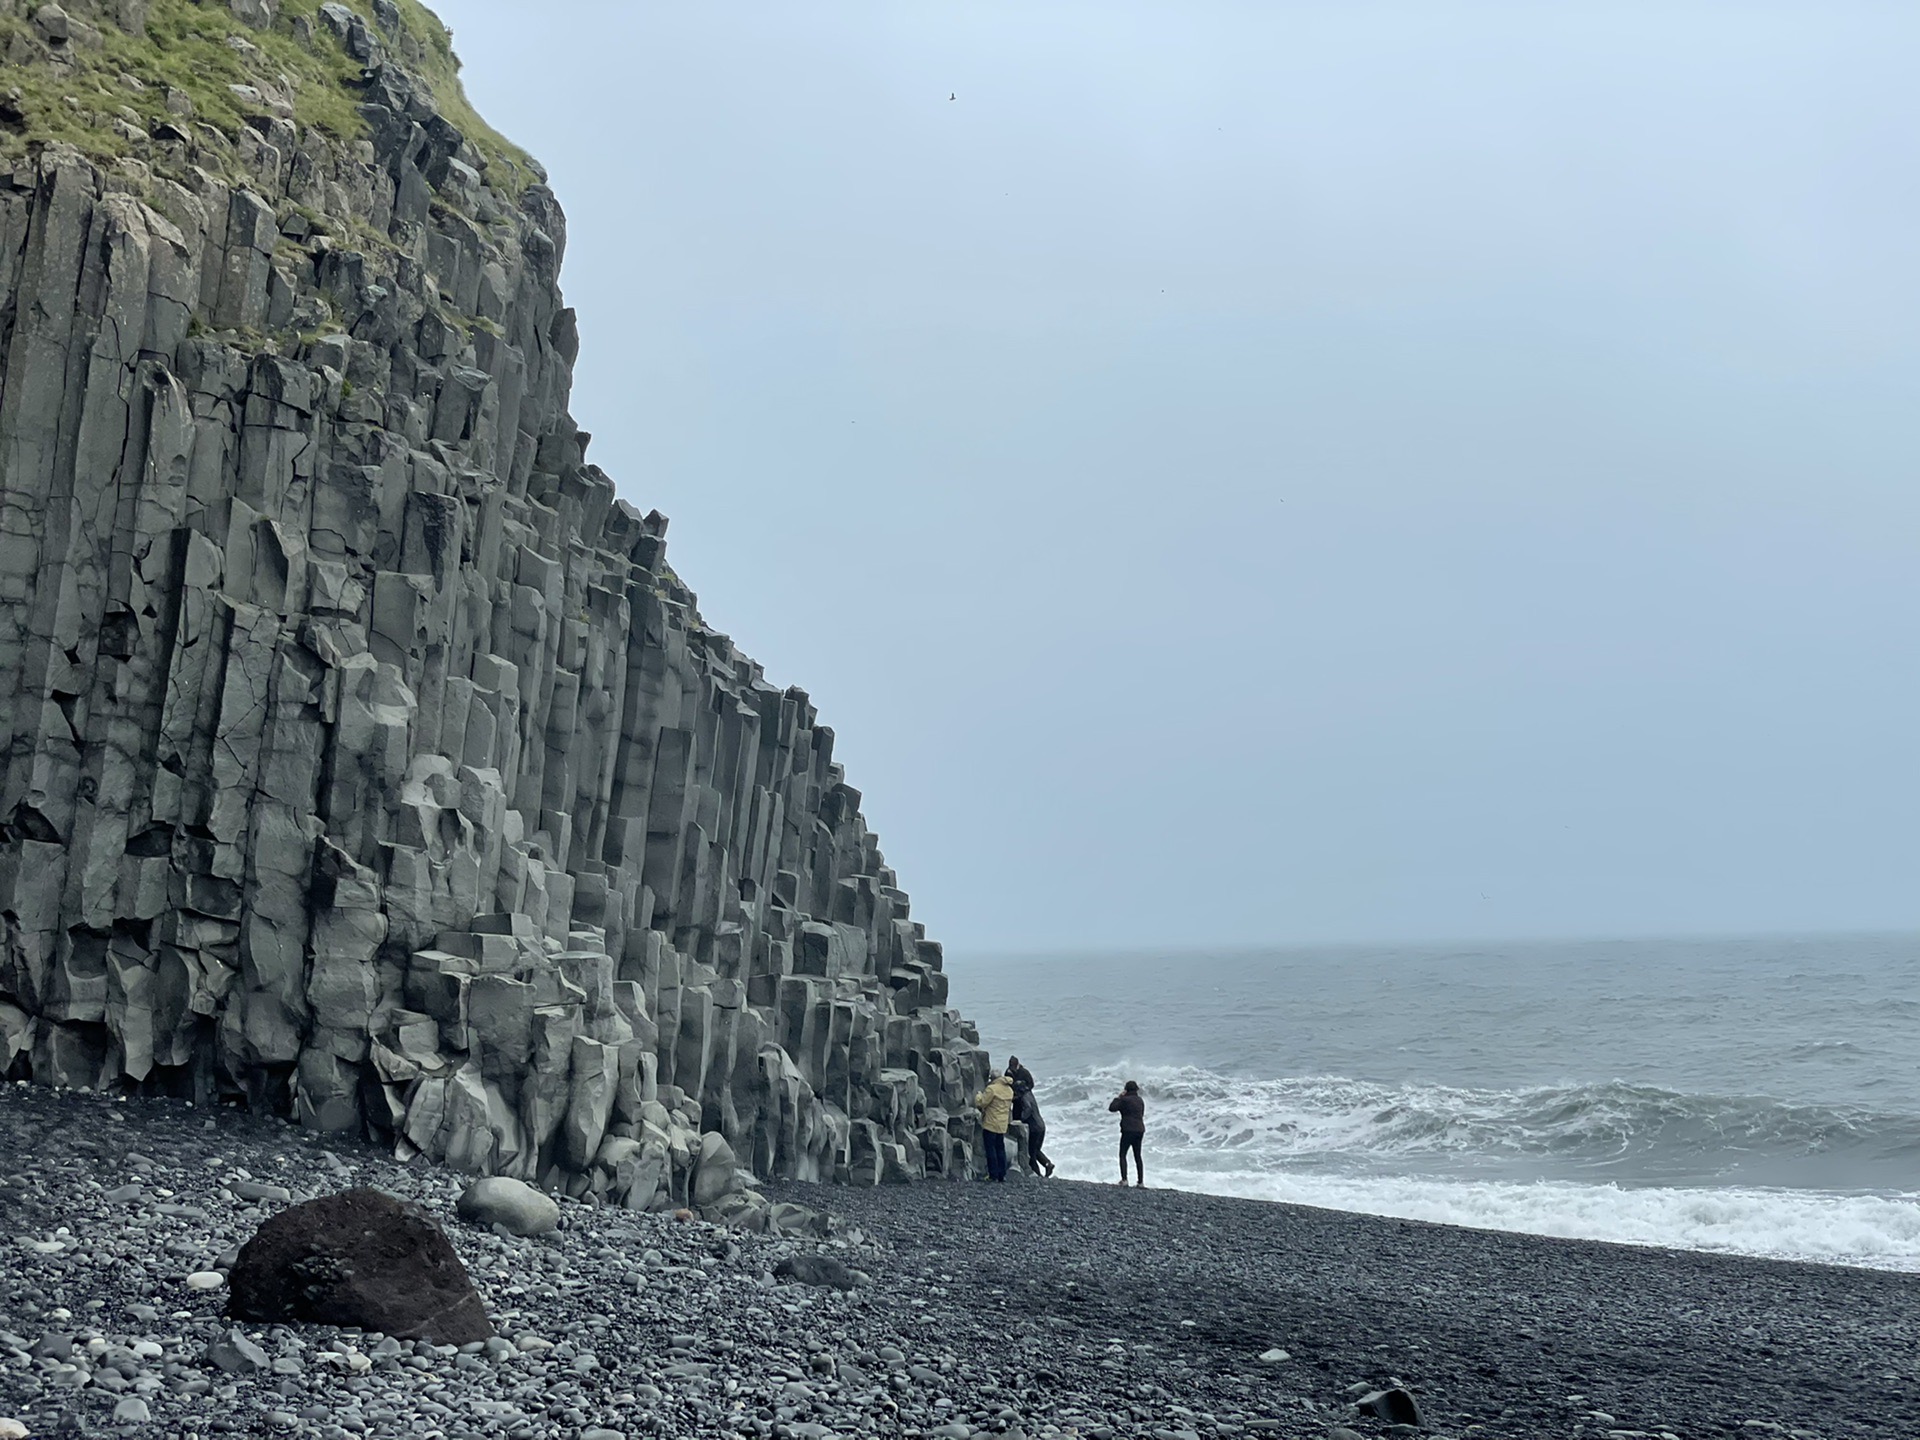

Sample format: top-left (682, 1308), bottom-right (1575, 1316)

top-left (1, 1085), bottom-right (1910, 1439)
top-left (781, 1172), bottom-right (1913, 1439)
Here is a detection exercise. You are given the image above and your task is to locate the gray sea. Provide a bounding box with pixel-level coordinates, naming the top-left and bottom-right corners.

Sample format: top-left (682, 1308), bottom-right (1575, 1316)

top-left (950, 933), bottom-right (1920, 1271)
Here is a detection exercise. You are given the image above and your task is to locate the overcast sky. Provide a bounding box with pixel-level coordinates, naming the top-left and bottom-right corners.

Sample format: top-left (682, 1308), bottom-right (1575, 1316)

top-left (437, 1), bottom-right (1920, 953)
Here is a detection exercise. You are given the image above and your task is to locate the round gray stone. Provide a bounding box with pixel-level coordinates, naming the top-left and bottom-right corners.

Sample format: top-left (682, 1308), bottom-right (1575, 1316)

top-left (455, 1177), bottom-right (560, 1237)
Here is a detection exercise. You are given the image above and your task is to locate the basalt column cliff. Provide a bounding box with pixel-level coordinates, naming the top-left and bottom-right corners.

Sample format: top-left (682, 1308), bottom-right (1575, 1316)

top-left (0, 0), bottom-right (989, 1217)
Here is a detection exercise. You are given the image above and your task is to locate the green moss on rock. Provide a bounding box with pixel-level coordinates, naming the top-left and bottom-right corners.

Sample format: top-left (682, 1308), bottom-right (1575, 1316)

top-left (0, 0), bottom-right (533, 197)
top-left (384, 0), bottom-right (535, 196)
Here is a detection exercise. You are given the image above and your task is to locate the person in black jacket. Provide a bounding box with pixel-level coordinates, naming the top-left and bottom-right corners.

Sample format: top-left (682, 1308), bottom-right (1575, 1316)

top-left (1007, 1056), bottom-right (1036, 1099)
top-left (1109, 1080), bottom-right (1145, 1186)
top-left (1004, 1057), bottom-right (1054, 1176)
top-left (1018, 1087), bottom-right (1056, 1177)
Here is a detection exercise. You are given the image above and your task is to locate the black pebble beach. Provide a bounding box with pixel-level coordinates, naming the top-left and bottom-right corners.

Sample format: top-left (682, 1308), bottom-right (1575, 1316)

top-left (1, 1085), bottom-right (1910, 1439)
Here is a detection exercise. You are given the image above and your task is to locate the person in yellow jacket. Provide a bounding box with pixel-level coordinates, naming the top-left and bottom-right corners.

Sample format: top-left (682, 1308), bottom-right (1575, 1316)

top-left (973, 1070), bottom-right (1016, 1182)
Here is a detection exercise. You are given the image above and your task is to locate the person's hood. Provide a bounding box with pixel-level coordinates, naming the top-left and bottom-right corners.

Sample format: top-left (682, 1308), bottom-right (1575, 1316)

top-left (989, 1075), bottom-right (1013, 1093)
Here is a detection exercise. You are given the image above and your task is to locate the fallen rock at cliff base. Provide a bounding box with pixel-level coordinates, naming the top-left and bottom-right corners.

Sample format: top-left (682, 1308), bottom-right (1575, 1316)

top-left (691, 1130), bottom-right (744, 1208)
top-left (229, 1187), bottom-right (492, 1343)
top-left (456, 1176), bottom-right (560, 1237)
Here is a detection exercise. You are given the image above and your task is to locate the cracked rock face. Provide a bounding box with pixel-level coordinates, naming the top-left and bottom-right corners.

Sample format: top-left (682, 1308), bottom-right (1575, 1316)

top-left (0, 0), bottom-right (989, 1210)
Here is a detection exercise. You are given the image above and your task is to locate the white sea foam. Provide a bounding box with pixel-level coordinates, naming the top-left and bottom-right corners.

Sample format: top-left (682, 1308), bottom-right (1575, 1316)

top-left (1050, 1163), bottom-right (1920, 1272)
top-left (1036, 1064), bottom-right (1920, 1271)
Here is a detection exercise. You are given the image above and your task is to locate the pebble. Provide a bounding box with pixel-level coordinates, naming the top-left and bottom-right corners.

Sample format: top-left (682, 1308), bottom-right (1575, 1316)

top-left (229, 1179), bottom-right (294, 1203)
top-left (184, 1270), bottom-right (226, 1291)
top-left (207, 1328), bottom-right (270, 1375)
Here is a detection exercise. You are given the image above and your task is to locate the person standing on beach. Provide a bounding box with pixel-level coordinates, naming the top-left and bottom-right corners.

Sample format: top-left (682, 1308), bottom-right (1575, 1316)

top-left (1109, 1079), bottom-right (1146, 1186)
top-left (974, 1069), bottom-right (1015, 1182)
top-left (1004, 1055), bottom-right (1054, 1176)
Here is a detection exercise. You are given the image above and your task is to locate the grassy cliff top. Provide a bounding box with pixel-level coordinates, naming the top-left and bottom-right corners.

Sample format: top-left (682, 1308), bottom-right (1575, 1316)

top-left (0, 0), bottom-right (536, 195)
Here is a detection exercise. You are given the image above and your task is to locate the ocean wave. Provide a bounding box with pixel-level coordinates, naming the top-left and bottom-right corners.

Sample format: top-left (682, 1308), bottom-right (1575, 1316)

top-left (1043, 1064), bottom-right (1920, 1172)
top-left (1031, 1064), bottom-right (1920, 1269)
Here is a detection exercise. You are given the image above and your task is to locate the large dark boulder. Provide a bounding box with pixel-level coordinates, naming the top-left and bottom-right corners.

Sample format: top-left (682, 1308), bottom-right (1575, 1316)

top-left (228, 1188), bottom-right (492, 1343)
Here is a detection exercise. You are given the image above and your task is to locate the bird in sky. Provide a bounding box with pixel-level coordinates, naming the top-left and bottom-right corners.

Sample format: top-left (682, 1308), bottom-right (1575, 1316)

top-left (949, 92), bottom-right (956, 101)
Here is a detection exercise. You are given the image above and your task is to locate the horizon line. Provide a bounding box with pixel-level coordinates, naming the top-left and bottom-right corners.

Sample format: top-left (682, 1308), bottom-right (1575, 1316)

top-left (945, 925), bottom-right (1920, 964)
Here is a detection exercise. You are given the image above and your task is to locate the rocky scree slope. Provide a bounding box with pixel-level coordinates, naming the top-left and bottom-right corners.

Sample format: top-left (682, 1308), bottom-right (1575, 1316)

top-left (0, 0), bottom-right (990, 1218)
